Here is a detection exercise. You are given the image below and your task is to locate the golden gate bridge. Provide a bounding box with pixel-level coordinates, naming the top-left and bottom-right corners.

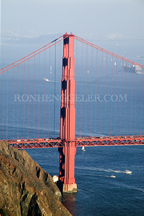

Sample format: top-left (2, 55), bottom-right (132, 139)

top-left (0, 32), bottom-right (144, 192)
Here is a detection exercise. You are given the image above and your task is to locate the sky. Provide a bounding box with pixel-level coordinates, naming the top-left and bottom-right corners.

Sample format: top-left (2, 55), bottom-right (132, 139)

top-left (1, 0), bottom-right (144, 40)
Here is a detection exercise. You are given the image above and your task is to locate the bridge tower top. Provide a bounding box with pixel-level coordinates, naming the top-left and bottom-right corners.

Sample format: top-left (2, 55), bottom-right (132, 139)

top-left (60, 33), bottom-right (75, 141)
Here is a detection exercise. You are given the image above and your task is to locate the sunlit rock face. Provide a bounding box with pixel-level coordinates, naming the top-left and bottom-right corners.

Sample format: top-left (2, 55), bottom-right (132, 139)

top-left (0, 141), bottom-right (72, 216)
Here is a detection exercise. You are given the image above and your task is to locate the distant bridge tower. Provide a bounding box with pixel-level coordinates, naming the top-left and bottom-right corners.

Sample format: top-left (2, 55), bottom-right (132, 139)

top-left (58, 33), bottom-right (77, 193)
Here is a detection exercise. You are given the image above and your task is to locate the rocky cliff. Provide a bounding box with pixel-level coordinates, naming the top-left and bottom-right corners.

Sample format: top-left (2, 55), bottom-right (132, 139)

top-left (0, 141), bottom-right (72, 216)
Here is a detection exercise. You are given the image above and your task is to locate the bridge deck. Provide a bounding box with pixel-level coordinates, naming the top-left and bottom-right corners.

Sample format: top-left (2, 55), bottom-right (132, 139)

top-left (1, 135), bottom-right (144, 149)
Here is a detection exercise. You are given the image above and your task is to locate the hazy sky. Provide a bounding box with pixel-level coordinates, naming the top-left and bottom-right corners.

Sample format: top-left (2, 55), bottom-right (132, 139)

top-left (1, 0), bottom-right (144, 40)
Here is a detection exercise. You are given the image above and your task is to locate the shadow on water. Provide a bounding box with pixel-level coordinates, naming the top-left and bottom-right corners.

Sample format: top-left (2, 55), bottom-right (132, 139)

top-left (62, 193), bottom-right (77, 216)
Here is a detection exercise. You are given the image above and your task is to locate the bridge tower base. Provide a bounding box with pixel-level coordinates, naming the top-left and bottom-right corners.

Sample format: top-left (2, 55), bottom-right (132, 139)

top-left (59, 33), bottom-right (77, 193)
top-left (63, 183), bottom-right (77, 193)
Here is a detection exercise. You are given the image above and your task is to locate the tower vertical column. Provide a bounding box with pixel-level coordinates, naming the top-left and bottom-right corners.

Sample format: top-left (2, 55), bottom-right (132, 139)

top-left (58, 33), bottom-right (77, 193)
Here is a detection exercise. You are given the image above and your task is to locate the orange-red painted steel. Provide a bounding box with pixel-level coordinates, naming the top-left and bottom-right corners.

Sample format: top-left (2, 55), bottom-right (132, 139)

top-left (74, 35), bottom-right (144, 69)
top-left (1, 33), bottom-right (144, 193)
top-left (0, 36), bottom-right (65, 75)
top-left (59, 33), bottom-right (76, 187)
top-left (5, 135), bottom-right (144, 149)
top-left (1, 34), bottom-right (144, 76)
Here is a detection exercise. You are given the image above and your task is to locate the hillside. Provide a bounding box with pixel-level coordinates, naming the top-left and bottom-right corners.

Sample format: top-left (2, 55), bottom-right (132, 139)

top-left (0, 141), bottom-right (72, 216)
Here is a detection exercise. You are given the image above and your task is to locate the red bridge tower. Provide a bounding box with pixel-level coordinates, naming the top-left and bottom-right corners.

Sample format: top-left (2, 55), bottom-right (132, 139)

top-left (58, 33), bottom-right (77, 193)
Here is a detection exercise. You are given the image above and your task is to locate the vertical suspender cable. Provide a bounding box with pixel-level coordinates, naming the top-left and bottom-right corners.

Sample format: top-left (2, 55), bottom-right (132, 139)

top-left (23, 62), bottom-right (25, 139)
top-left (85, 45), bottom-right (88, 137)
top-left (2, 73), bottom-right (4, 139)
top-left (13, 68), bottom-right (15, 139)
top-left (28, 59), bottom-right (30, 138)
top-left (33, 56), bottom-right (36, 138)
top-left (6, 71), bottom-right (8, 139)
top-left (134, 67), bottom-right (137, 134)
top-left (75, 39), bottom-right (78, 137)
top-left (124, 62), bottom-right (127, 135)
top-left (114, 58), bottom-right (117, 135)
top-left (48, 49), bottom-right (51, 138)
top-left (54, 43), bottom-right (56, 137)
top-left (110, 56), bottom-right (113, 135)
top-left (130, 64), bottom-right (134, 134)
top-left (141, 68), bottom-right (144, 135)
top-left (17, 65), bottom-right (19, 138)
top-left (120, 61), bottom-right (123, 135)
top-left (38, 54), bottom-right (40, 138)
top-left (100, 51), bottom-right (103, 135)
top-left (95, 49), bottom-right (98, 136)
top-left (105, 54), bottom-right (107, 135)
top-left (90, 46), bottom-right (93, 137)
top-left (80, 42), bottom-right (83, 137)
top-left (44, 50), bottom-right (46, 138)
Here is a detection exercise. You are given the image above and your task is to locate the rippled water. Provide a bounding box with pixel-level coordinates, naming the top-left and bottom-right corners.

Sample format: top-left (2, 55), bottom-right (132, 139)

top-left (1, 45), bottom-right (144, 215)
top-left (26, 145), bottom-right (144, 216)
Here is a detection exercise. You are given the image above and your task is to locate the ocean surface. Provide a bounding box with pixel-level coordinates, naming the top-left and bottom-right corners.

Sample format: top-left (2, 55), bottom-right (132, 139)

top-left (0, 76), bottom-right (144, 216)
top-left (0, 39), bottom-right (144, 215)
top-left (25, 145), bottom-right (144, 216)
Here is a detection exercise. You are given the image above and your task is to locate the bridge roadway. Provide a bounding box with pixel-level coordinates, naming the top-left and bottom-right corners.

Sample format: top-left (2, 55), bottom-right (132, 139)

top-left (3, 135), bottom-right (144, 149)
